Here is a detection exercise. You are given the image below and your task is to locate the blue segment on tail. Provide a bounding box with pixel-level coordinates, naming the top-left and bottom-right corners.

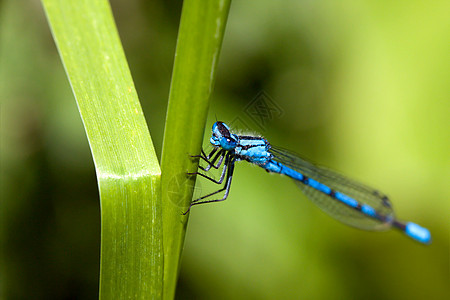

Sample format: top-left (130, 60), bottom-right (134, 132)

top-left (307, 178), bottom-right (332, 194)
top-left (361, 205), bottom-right (377, 217)
top-left (334, 192), bottom-right (359, 208)
top-left (189, 121), bottom-right (432, 244)
top-left (405, 222), bottom-right (432, 244)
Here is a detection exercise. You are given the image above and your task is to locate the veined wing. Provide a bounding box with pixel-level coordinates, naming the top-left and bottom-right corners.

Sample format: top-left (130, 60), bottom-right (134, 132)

top-left (270, 146), bottom-right (394, 231)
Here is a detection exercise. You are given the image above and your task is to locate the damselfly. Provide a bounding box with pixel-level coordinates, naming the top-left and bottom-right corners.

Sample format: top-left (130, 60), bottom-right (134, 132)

top-left (187, 121), bottom-right (431, 244)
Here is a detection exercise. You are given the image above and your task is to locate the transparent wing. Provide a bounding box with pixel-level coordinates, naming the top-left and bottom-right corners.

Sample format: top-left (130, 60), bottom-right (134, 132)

top-left (270, 146), bottom-right (394, 231)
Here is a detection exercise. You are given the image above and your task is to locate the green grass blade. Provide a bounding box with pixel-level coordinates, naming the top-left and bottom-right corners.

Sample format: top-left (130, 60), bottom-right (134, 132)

top-left (161, 0), bottom-right (231, 298)
top-left (41, 0), bottom-right (163, 298)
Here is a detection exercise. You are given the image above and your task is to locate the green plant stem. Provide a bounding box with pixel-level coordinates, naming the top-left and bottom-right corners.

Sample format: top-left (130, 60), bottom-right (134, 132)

top-left (161, 0), bottom-right (231, 298)
top-left (41, 0), bottom-right (163, 298)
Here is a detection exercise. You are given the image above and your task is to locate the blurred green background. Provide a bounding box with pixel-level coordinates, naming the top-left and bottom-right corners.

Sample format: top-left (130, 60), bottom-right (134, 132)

top-left (1, 0), bottom-right (449, 299)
